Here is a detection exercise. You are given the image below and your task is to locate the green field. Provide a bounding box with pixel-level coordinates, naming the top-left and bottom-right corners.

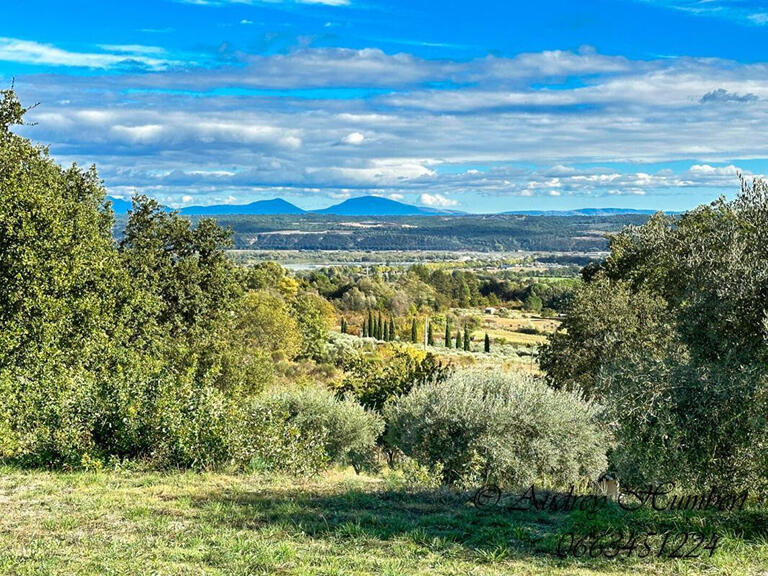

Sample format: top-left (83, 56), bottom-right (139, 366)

top-left (2, 467), bottom-right (766, 575)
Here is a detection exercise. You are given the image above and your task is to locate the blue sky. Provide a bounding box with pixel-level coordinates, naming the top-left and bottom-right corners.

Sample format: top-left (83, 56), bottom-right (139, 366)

top-left (2, 0), bottom-right (767, 212)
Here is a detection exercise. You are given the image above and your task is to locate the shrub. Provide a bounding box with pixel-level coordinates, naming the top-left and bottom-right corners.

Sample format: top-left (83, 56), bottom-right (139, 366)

top-left (234, 387), bottom-right (384, 474)
top-left (386, 457), bottom-right (444, 491)
top-left (334, 345), bottom-right (449, 412)
top-left (0, 358), bottom-right (236, 471)
top-left (384, 369), bottom-right (608, 489)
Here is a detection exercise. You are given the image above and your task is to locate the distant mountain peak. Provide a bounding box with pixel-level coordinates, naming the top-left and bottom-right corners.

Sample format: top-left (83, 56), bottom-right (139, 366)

top-left (504, 207), bottom-right (659, 216)
top-left (108, 195), bottom-right (663, 218)
top-left (313, 195), bottom-right (462, 216)
top-left (179, 198), bottom-right (305, 215)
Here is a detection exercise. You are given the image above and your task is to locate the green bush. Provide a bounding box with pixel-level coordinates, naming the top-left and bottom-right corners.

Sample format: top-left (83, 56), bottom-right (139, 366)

top-left (234, 387), bottom-right (384, 474)
top-left (334, 344), bottom-right (449, 412)
top-left (384, 369), bottom-right (608, 489)
top-left (0, 357), bottom-right (236, 470)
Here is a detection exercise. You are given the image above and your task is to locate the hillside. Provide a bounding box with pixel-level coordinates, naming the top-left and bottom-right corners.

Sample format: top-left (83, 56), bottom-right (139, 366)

top-left (175, 213), bottom-right (650, 251)
top-left (312, 196), bottom-right (462, 216)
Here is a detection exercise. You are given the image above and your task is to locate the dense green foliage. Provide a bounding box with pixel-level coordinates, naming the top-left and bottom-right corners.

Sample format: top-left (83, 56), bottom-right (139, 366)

top-left (332, 344), bottom-right (448, 413)
top-left (234, 387), bottom-right (384, 474)
top-left (0, 91), bottom-right (338, 470)
top-left (308, 263), bottom-right (576, 316)
top-left (541, 179), bottom-right (768, 492)
top-left (384, 370), bottom-right (608, 488)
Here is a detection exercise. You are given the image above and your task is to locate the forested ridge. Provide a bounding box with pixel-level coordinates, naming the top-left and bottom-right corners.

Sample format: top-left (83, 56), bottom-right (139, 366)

top-left (124, 212), bottom-right (651, 252)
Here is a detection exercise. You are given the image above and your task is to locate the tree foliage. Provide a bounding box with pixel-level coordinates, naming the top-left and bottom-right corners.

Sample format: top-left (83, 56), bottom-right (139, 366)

top-left (541, 179), bottom-right (768, 491)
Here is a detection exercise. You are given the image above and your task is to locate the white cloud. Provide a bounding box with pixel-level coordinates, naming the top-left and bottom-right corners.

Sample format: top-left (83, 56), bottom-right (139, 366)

top-left (182, 195), bottom-right (194, 203)
top-left (13, 45), bottom-right (768, 208)
top-left (341, 131), bottom-right (365, 145)
top-left (311, 160), bottom-right (435, 186)
top-left (0, 37), bottom-right (178, 69)
top-left (639, 1), bottom-right (768, 26)
top-left (97, 44), bottom-right (167, 55)
top-left (420, 193), bottom-right (458, 207)
top-left (689, 164), bottom-right (740, 176)
top-left (111, 124), bottom-right (165, 143)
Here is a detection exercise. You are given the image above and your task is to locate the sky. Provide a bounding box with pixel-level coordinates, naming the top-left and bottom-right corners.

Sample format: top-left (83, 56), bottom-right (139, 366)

top-left (2, 0), bottom-right (768, 213)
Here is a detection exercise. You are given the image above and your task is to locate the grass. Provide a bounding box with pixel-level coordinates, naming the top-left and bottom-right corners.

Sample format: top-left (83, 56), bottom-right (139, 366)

top-left (1, 467), bottom-right (766, 575)
top-left (476, 312), bottom-right (560, 346)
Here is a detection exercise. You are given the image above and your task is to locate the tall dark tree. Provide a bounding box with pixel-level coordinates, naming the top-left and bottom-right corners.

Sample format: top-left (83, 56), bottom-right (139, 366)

top-left (463, 329), bottom-right (471, 351)
top-left (389, 317), bottom-right (396, 341)
top-left (411, 318), bottom-right (418, 343)
top-left (455, 328), bottom-right (461, 349)
top-left (383, 320), bottom-right (389, 341)
top-left (444, 322), bottom-right (451, 347)
top-left (427, 322), bottom-right (434, 346)
top-left (368, 310), bottom-right (374, 337)
top-left (484, 333), bottom-right (491, 353)
top-left (340, 317), bottom-right (347, 334)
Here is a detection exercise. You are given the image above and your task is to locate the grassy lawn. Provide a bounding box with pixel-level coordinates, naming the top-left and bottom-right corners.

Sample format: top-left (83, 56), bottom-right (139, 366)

top-left (1, 467), bottom-right (766, 575)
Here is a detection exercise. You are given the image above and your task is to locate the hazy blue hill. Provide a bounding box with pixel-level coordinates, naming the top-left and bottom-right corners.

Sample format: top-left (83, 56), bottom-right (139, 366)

top-left (313, 196), bottom-right (462, 216)
top-left (179, 198), bottom-right (305, 215)
top-left (505, 208), bottom-right (658, 216)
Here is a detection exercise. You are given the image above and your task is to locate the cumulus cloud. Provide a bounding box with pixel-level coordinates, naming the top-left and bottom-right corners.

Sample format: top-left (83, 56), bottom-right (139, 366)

top-left (420, 193), bottom-right (458, 207)
top-left (11, 43), bottom-right (768, 209)
top-left (689, 163), bottom-right (740, 175)
top-left (341, 131), bottom-right (365, 145)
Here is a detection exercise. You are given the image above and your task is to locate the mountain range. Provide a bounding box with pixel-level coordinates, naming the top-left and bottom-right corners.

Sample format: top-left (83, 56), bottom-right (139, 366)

top-left (503, 208), bottom-right (658, 216)
top-left (179, 198), bottom-right (304, 216)
top-left (107, 195), bottom-right (660, 217)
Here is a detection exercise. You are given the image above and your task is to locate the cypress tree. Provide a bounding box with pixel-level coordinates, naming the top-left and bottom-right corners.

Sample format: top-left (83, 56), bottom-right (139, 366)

top-left (463, 329), bottom-right (470, 351)
top-left (484, 333), bottom-right (491, 353)
top-left (377, 314), bottom-right (383, 340)
top-left (389, 317), bottom-right (396, 341)
top-left (362, 319), bottom-right (367, 338)
top-left (444, 322), bottom-right (451, 347)
top-left (341, 317), bottom-right (347, 334)
top-left (411, 318), bottom-right (418, 343)
top-left (383, 320), bottom-right (389, 341)
top-left (427, 322), bottom-right (434, 346)
top-left (455, 328), bottom-right (461, 349)
top-left (368, 310), bottom-right (374, 337)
